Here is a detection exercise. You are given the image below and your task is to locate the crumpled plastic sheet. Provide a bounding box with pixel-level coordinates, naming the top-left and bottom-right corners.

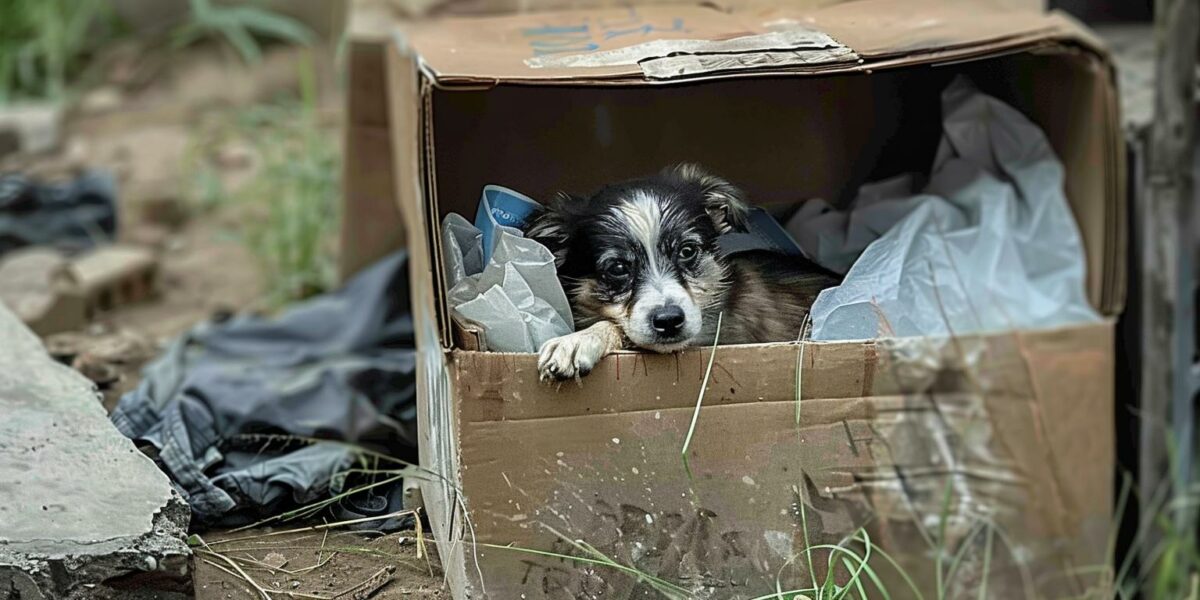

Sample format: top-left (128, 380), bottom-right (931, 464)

top-left (442, 213), bottom-right (573, 352)
top-left (795, 77), bottom-right (1101, 340)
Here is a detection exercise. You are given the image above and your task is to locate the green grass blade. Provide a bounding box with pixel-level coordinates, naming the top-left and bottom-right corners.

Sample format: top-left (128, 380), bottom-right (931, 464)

top-left (842, 557), bottom-right (868, 600)
top-left (978, 523), bottom-right (994, 600)
top-left (865, 544), bottom-right (926, 600)
top-left (681, 311), bottom-right (722, 483)
top-left (221, 24), bottom-right (262, 64)
top-left (225, 5), bottom-right (315, 44)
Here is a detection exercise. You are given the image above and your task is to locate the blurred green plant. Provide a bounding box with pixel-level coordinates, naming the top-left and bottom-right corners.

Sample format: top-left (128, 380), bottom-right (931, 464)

top-left (173, 0), bottom-right (315, 65)
top-left (0, 0), bottom-right (118, 104)
top-left (188, 54), bottom-right (337, 306)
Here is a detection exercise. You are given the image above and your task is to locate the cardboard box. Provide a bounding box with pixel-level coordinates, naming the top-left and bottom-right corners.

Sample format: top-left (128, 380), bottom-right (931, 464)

top-left (344, 0), bottom-right (1126, 596)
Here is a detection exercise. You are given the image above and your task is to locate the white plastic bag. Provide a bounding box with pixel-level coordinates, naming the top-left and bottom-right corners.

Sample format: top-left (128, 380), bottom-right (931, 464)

top-left (442, 213), bottom-right (573, 352)
top-left (805, 78), bottom-right (1101, 341)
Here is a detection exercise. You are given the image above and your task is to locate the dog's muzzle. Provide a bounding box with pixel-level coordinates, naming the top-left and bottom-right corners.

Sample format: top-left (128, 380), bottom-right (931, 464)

top-left (650, 305), bottom-right (686, 339)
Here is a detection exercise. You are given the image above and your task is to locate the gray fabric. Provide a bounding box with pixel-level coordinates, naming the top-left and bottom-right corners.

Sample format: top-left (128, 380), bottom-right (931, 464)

top-left (0, 171), bottom-right (117, 256)
top-left (111, 251), bottom-right (417, 527)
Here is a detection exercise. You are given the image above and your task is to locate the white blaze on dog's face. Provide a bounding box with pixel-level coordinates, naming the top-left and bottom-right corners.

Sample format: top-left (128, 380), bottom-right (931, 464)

top-left (527, 164), bottom-right (750, 353)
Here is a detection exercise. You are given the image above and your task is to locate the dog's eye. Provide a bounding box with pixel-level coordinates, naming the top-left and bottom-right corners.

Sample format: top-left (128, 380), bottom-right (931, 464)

top-left (606, 261), bottom-right (630, 278)
top-left (678, 244), bottom-right (699, 261)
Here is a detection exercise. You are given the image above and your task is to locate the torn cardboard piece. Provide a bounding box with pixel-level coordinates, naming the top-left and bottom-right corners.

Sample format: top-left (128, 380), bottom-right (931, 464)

top-left (525, 27), bottom-right (858, 79)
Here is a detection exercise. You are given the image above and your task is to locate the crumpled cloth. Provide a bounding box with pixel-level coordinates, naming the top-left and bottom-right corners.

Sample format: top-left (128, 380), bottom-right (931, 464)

top-left (0, 170), bottom-right (117, 256)
top-left (442, 213), bottom-right (573, 352)
top-left (111, 252), bottom-right (417, 527)
top-left (797, 77), bottom-right (1100, 340)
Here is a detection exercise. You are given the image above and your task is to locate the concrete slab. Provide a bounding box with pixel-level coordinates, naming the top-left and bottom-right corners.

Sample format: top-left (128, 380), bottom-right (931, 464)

top-left (0, 304), bottom-right (191, 599)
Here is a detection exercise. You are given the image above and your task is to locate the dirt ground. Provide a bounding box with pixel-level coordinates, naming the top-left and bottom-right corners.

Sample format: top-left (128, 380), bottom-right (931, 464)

top-left (194, 530), bottom-right (444, 600)
top-left (2, 40), bottom-right (447, 599)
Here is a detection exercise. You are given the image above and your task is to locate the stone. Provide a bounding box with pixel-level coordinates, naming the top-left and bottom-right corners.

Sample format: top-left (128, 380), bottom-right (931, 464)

top-left (70, 245), bottom-right (160, 315)
top-left (0, 104), bottom-right (61, 158)
top-left (0, 248), bottom-right (87, 336)
top-left (214, 141), bottom-right (256, 170)
top-left (79, 86), bottom-right (124, 114)
top-left (0, 303), bottom-right (191, 599)
top-left (0, 103), bottom-right (63, 157)
top-left (262, 552), bottom-right (288, 570)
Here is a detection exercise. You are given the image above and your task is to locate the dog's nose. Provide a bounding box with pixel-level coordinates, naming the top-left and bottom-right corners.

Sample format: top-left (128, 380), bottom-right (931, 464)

top-left (651, 305), bottom-right (686, 335)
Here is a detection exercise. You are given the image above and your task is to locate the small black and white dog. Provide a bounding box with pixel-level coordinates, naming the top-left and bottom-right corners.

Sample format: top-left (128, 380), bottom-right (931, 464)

top-left (527, 164), bottom-right (838, 382)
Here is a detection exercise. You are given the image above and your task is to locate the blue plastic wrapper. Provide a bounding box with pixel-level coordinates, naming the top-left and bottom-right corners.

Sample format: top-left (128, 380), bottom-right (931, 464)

top-left (475, 185), bottom-right (540, 264)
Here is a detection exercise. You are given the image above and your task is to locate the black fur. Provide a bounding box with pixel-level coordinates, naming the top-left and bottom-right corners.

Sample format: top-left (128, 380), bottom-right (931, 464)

top-left (528, 163), bottom-right (838, 358)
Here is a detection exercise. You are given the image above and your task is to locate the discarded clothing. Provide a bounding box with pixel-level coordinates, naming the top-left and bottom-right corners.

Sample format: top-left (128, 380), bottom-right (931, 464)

top-left (803, 78), bottom-right (1100, 340)
top-left (111, 251), bottom-right (417, 527)
top-left (0, 170), bottom-right (117, 256)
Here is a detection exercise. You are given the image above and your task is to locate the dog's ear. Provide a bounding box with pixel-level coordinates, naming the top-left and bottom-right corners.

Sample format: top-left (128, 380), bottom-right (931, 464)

top-left (664, 163), bottom-right (751, 233)
top-left (526, 191), bottom-right (582, 267)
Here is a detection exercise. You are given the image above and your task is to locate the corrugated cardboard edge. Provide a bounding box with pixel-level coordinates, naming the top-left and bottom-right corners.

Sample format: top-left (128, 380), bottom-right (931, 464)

top-left (403, 3), bottom-right (1106, 85)
top-left (384, 38), bottom-right (475, 600)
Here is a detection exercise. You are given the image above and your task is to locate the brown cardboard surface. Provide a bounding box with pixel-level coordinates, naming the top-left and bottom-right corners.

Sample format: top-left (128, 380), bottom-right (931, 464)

top-left (401, 1), bottom-right (1090, 84)
top-left (447, 322), bottom-right (1113, 597)
top-left (339, 38), bottom-right (407, 280)
top-left (357, 2), bottom-right (1127, 597)
top-left (370, 0), bottom-right (1044, 20)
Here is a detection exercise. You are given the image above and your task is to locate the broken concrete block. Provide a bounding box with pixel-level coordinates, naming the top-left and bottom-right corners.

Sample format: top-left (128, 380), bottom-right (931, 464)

top-left (0, 303), bottom-right (191, 599)
top-left (70, 244), bottom-right (159, 317)
top-left (0, 248), bottom-right (88, 336)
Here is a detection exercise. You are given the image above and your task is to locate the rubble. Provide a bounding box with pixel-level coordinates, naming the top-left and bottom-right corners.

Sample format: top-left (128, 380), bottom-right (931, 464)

top-left (0, 302), bottom-right (191, 599)
top-left (0, 248), bottom-right (88, 336)
top-left (0, 244), bottom-right (159, 336)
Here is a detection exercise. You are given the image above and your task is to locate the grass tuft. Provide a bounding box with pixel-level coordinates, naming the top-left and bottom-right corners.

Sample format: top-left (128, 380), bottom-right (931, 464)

top-left (181, 53), bottom-right (340, 307)
top-left (172, 0), bottom-right (314, 65)
top-left (0, 0), bottom-right (118, 104)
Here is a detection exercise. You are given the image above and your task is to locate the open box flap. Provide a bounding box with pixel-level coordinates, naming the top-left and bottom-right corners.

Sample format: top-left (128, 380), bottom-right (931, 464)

top-left (356, 0), bottom-right (1044, 22)
top-left (386, 0), bottom-right (1125, 350)
top-left (399, 0), bottom-right (1102, 84)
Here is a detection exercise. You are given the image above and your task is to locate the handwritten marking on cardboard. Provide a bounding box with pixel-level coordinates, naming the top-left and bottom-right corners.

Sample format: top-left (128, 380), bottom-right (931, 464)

top-left (521, 7), bottom-right (687, 57)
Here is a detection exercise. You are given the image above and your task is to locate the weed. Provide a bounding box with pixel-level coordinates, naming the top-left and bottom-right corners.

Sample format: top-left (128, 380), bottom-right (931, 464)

top-left (0, 0), bottom-right (118, 104)
top-left (241, 56), bottom-right (339, 306)
top-left (181, 54), bottom-right (340, 306)
top-left (172, 0), bottom-right (314, 65)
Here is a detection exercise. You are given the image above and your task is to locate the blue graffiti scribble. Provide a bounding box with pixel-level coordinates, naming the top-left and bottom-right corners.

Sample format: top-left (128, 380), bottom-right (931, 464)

top-left (522, 8), bottom-right (687, 58)
top-left (602, 18), bottom-right (686, 41)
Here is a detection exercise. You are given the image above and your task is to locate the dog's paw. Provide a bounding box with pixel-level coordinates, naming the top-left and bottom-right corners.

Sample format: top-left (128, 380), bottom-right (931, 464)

top-left (538, 330), bottom-right (609, 382)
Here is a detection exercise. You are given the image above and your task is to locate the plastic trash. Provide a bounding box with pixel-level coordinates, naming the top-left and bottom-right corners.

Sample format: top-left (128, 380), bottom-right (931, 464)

top-left (804, 77), bottom-right (1101, 341)
top-left (442, 209), bottom-right (573, 352)
top-left (475, 185), bottom-right (541, 264)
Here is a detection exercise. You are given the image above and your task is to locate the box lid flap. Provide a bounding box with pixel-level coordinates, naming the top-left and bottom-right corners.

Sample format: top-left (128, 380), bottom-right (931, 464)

top-left (399, 0), bottom-right (1102, 84)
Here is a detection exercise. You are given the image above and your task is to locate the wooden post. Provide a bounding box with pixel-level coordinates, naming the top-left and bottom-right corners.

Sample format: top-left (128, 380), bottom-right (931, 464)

top-left (1140, 0), bottom-right (1199, 542)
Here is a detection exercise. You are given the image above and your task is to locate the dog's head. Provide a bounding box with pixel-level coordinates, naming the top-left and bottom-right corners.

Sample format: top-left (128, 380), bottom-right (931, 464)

top-left (527, 164), bottom-right (751, 352)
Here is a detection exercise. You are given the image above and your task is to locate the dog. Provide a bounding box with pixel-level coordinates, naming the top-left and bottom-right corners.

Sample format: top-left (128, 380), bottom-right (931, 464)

top-left (526, 164), bottom-right (839, 382)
